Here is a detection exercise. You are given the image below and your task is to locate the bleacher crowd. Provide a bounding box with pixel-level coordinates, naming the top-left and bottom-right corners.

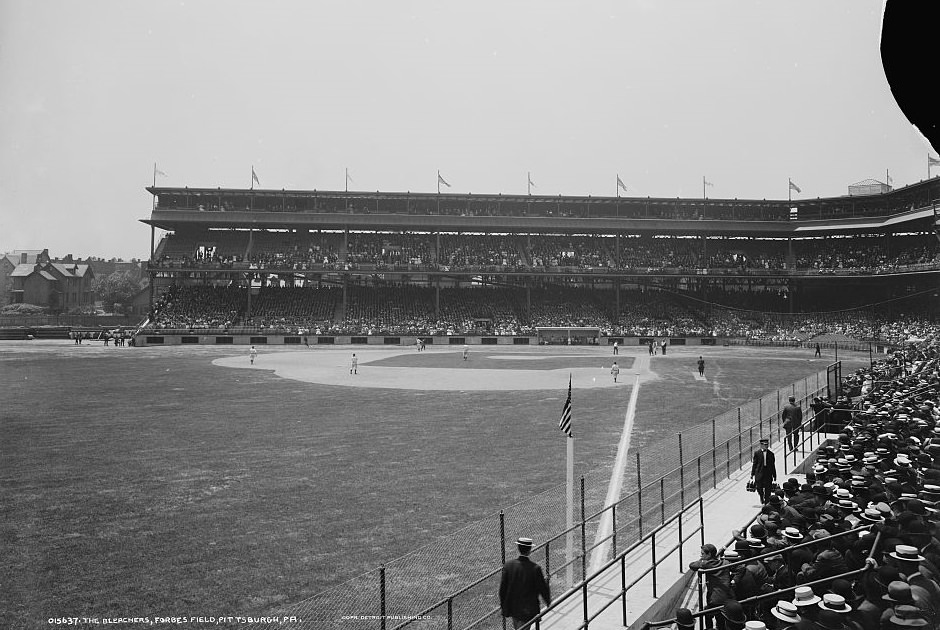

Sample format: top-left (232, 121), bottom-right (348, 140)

top-left (152, 232), bottom-right (940, 274)
top-left (686, 335), bottom-right (940, 629)
top-left (145, 284), bottom-right (936, 345)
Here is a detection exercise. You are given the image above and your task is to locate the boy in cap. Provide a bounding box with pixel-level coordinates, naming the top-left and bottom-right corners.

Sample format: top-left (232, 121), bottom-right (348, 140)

top-left (499, 537), bottom-right (551, 628)
top-left (690, 543), bottom-right (733, 626)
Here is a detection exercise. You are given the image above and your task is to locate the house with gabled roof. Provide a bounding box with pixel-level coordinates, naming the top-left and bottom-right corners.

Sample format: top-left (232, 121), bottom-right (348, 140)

top-left (1, 250), bottom-right (47, 308)
top-left (8, 249), bottom-right (95, 311)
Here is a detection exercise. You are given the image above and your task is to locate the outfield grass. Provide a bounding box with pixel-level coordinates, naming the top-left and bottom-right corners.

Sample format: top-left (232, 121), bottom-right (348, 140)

top-left (0, 342), bottom-right (868, 629)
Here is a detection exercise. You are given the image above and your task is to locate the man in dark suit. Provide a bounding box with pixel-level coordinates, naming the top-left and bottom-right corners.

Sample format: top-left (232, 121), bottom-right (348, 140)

top-left (499, 537), bottom-right (551, 628)
top-left (782, 396), bottom-right (803, 452)
top-left (750, 438), bottom-right (776, 504)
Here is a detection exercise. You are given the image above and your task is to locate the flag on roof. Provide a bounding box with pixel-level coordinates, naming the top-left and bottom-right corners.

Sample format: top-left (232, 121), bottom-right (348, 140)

top-left (558, 374), bottom-right (572, 438)
top-left (437, 172), bottom-right (451, 188)
top-left (617, 175), bottom-right (628, 192)
top-left (704, 179), bottom-right (714, 187)
top-left (155, 166), bottom-right (168, 178)
top-left (252, 166), bottom-right (261, 187)
top-left (528, 173), bottom-right (535, 188)
top-left (789, 179), bottom-right (801, 193)
top-left (929, 156), bottom-right (940, 167)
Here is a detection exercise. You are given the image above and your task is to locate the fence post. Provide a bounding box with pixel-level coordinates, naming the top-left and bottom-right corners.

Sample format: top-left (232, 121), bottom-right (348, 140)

top-left (545, 541), bottom-right (551, 585)
top-left (697, 456), bottom-right (702, 497)
top-left (651, 531), bottom-right (658, 598)
top-left (582, 581), bottom-right (589, 626)
top-left (737, 408), bottom-right (743, 469)
top-left (447, 598), bottom-right (453, 630)
top-left (678, 505), bottom-right (684, 570)
top-left (380, 565), bottom-right (386, 630)
top-left (499, 510), bottom-right (506, 564)
top-left (726, 441), bottom-right (731, 478)
top-left (581, 476), bottom-right (587, 581)
top-left (759, 398), bottom-right (763, 438)
top-left (637, 452), bottom-right (644, 538)
top-left (621, 554), bottom-right (628, 626)
top-left (699, 498), bottom-right (705, 546)
top-left (660, 477), bottom-right (666, 524)
top-left (776, 390), bottom-right (782, 442)
top-left (711, 418), bottom-right (717, 489)
top-left (678, 433), bottom-right (685, 509)
top-left (612, 504), bottom-right (618, 557)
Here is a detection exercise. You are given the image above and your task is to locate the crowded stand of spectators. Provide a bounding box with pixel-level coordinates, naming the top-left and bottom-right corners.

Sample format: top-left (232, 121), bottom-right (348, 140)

top-left (527, 236), bottom-right (612, 269)
top-left (150, 231), bottom-right (940, 276)
top-left (241, 286), bottom-right (340, 334)
top-left (438, 234), bottom-right (525, 270)
top-left (345, 233), bottom-right (433, 268)
top-left (526, 287), bottom-right (614, 330)
top-left (248, 231), bottom-right (341, 269)
top-left (144, 284), bottom-right (938, 344)
top-left (684, 333), bottom-right (940, 630)
top-left (149, 285), bottom-right (246, 330)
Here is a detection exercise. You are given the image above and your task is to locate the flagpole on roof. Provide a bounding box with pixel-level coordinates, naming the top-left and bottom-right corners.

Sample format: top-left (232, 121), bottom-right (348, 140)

top-left (789, 178), bottom-right (792, 203)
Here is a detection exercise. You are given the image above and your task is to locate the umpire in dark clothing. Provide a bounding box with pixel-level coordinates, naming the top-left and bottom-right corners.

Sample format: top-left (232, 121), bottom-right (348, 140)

top-left (750, 438), bottom-right (776, 504)
top-left (499, 537), bottom-right (551, 628)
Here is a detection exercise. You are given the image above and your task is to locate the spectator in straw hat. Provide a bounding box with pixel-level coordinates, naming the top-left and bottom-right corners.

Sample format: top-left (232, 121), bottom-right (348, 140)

top-left (881, 580), bottom-right (917, 627)
top-left (885, 605), bottom-right (929, 628)
top-left (769, 600), bottom-right (802, 630)
top-left (499, 537), bottom-right (551, 628)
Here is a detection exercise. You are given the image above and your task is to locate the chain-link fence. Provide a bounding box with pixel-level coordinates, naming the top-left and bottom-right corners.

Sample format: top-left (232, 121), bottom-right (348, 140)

top-left (265, 365), bottom-right (834, 630)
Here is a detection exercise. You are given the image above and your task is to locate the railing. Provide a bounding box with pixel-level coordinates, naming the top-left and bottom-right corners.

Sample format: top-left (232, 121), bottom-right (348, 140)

top-left (642, 526), bottom-right (883, 630)
top-left (513, 499), bottom-right (705, 630)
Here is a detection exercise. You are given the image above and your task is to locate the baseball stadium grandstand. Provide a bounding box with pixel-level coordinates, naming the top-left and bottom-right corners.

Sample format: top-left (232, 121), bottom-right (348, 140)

top-left (131, 179), bottom-right (940, 630)
top-left (138, 178), bottom-right (940, 346)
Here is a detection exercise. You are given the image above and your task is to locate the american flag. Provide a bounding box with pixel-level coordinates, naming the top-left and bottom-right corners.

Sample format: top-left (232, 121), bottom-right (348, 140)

top-left (559, 375), bottom-right (572, 437)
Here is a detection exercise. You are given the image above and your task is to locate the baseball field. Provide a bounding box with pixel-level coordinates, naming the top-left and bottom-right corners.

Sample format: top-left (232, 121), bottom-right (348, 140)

top-left (0, 340), bottom-right (870, 629)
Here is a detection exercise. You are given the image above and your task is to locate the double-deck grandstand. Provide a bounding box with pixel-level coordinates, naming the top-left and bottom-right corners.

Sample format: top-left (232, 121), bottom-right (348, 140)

top-left (138, 180), bottom-right (940, 345)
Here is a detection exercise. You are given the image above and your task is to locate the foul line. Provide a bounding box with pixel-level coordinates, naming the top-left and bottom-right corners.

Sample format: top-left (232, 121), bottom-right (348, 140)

top-left (589, 374), bottom-right (640, 573)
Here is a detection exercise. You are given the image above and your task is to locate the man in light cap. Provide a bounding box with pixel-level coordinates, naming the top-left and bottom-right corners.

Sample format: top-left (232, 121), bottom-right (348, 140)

top-left (499, 537), bottom-right (551, 628)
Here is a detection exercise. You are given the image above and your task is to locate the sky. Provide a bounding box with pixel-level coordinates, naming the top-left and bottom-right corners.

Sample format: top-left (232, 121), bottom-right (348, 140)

top-left (0, 0), bottom-right (935, 261)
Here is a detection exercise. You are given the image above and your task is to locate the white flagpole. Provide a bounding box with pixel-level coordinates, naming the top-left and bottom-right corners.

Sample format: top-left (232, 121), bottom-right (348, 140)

top-left (566, 433), bottom-right (574, 587)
